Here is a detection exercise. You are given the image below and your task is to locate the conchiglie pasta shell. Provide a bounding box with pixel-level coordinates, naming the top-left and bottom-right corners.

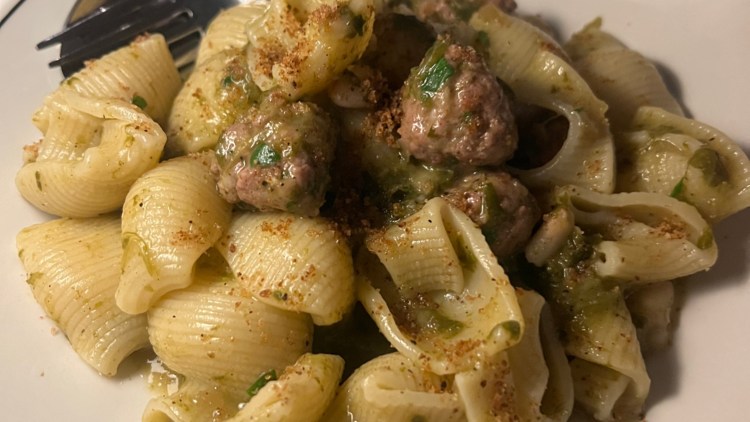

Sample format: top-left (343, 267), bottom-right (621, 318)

top-left (142, 378), bottom-right (244, 422)
top-left (16, 217), bottom-right (149, 376)
top-left (16, 94), bottom-right (166, 217)
top-left (165, 48), bottom-right (260, 157)
top-left (52, 34), bottom-right (180, 126)
top-left (230, 353), bottom-right (344, 422)
top-left (147, 263), bottom-right (313, 395)
top-left (117, 152), bottom-right (233, 314)
top-left (320, 353), bottom-right (465, 422)
top-left (216, 212), bottom-right (355, 326)
top-left (470, 5), bottom-right (615, 194)
top-left (196, 2), bottom-right (268, 65)
top-left (359, 198), bottom-right (524, 375)
top-left (564, 18), bottom-right (683, 133)
top-left (558, 185), bottom-right (717, 285)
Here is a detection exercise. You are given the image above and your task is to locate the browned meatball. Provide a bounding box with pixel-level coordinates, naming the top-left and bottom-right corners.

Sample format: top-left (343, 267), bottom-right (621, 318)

top-left (399, 40), bottom-right (518, 167)
top-left (443, 172), bottom-right (540, 257)
top-left (212, 93), bottom-right (337, 216)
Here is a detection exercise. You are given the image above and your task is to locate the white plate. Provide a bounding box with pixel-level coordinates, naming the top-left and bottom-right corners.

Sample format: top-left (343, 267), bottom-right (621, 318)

top-left (1, 0), bottom-right (748, 421)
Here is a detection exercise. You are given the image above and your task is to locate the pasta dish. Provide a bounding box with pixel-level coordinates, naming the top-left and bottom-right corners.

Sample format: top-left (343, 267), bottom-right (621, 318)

top-left (13, 0), bottom-right (750, 421)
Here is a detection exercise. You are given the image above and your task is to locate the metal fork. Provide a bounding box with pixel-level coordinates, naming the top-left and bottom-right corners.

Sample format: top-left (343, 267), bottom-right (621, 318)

top-left (37, 0), bottom-right (244, 77)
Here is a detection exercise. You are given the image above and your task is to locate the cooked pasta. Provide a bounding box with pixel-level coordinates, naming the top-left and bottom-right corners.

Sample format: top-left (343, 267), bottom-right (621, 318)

top-left (470, 5), bottom-right (615, 193)
top-left (16, 217), bottom-right (149, 376)
top-left (320, 353), bottom-right (465, 422)
top-left (13, 2), bottom-right (750, 421)
top-left (360, 198), bottom-right (525, 375)
top-left (147, 256), bottom-right (313, 394)
top-left (117, 152), bottom-right (233, 314)
top-left (246, 0), bottom-right (376, 99)
top-left (196, 3), bottom-right (269, 65)
top-left (216, 212), bottom-right (355, 326)
top-left (16, 94), bottom-right (167, 217)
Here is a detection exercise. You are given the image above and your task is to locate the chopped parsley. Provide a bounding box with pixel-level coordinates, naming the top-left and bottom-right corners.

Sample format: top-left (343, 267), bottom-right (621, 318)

top-left (132, 95), bottom-right (148, 110)
top-left (477, 31), bottom-right (490, 48)
top-left (247, 370), bottom-right (278, 397)
top-left (250, 142), bottom-right (281, 167)
top-left (222, 76), bottom-right (234, 86)
top-left (670, 179), bottom-right (684, 198)
top-left (420, 57), bottom-right (455, 100)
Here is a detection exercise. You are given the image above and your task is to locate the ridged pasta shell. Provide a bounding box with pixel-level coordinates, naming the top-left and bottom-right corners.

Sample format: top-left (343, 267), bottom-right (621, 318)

top-left (216, 212), bottom-right (355, 326)
top-left (196, 2), bottom-right (268, 65)
top-left (359, 198), bottom-right (524, 375)
top-left (231, 354), bottom-right (344, 422)
top-left (142, 378), bottom-right (244, 422)
top-left (454, 289), bottom-right (573, 422)
top-left (470, 5), bottom-right (615, 194)
top-left (564, 18), bottom-right (684, 133)
top-left (16, 94), bottom-right (166, 217)
top-left (117, 152), bottom-right (233, 314)
top-left (147, 260), bottom-right (313, 395)
top-left (320, 353), bottom-right (465, 422)
top-left (50, 34), bottom-right (180, 127)
top-left (558, 185), bottom-right (717, 285)
top-left (16, 217), bottom-right (149, 376)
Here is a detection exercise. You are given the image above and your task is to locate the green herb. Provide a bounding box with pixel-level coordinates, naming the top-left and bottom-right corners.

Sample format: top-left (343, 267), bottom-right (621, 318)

top-left (688, 148), bottom-right (729, 187)
top-left (670, 179), bottom-right (684, 198)
top-left (352, 14), bottom-right (365, 36)
top-left (250, 142), bottom-right (281, 167)
top-left (272, 291), bottom-right (288, 301)
top-left (420, 57), bottom-right (455, 100)
top-left (415, 309), bottom-right (465, 339)
top-left (132, 95), bottom-right (148, 110)
top-left (247, 370), bottom-right (278, 397)
top-left (223, 76), bottom-right (234, 86)
top-left (450, 0), bottom-right (480, 21)
top-left (451, 233), bottom-right (476, 271)
top-left (501, 320), bottom-right (521, 340)
top-left (479, 182), bottom-right (508, 245)
top-left (35, 171), bottom-right (42, 191)
top-left (697, 227), bottom-right (714, 250)
top-left (477, 31), bottom-right (490, 47)
top-left (574, 108), bottom-right (584, 113)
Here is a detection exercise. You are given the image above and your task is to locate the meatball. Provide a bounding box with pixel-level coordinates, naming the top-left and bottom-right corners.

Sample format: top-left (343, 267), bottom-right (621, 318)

top-left (443, 172), bottom-right (540, 257)
top-left (399, 41), bottom-right (518, 166)
top-left (212, 93), bottom-right (337, 216)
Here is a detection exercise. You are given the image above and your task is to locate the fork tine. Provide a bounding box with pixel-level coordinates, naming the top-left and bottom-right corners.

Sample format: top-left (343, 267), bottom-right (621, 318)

top-left (49, 6), bottom-right (193, 69)
top-left (37, 0), bottom-right (158, 50)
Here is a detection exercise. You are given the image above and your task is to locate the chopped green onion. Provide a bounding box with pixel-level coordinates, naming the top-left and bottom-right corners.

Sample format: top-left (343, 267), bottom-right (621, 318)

top-left (670, 179), bottom-right (684, 198)
top-left (223, 76), bottom-right (234, 86)
top-left (420, 57), bottom-right (455, 100)
top-left (574, 107), bottom-right (584, 113)
top-left (477, 31), bottom-right (490, 48)
top-left (132, 95), bottom-right (148, 110)
top-left (247, 370), bottom-right (278, 397)
top-left (353, 14), bottom-right (365, 36)
top-left (250, 142), bottom-right (281, 167)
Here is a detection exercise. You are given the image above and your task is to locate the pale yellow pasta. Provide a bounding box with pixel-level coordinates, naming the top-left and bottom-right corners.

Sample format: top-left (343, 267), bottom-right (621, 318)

top-left (147, 257), bottom-right (313, 395)
top-left (196, 3), bottom-right (268, 65)
top-left (165, 48), bottom-right (261, 157)
top-left (618, 106), bottom-right (750, 223)
top-left (320, 353), bottom-right (465, 422)
top-left (454, 289), bottom-right (573, 422)
top-left (558, 185), bottom-right (717, 285)
top-left (16, 93), bottom-right (166, 217)
top-left (16, 217), bottom-right (148, 377)
top-left (231, 354), bottom-right (344, 422)
top-left (142, 378), bottom-right (244, 422)
top-left (360, 198), bottom-right (524, 375)
top-left (117, 152), bottom-right (233, 314)
top-left (564, 18), bottom-right (684, 133)
top-left (52, 34), bottom-right (181, 126)
top-left (246, 0), bottom-right (375, 99)
top-left (216, 212), bottom-right (355, 326)
top-left (470, 5), bottom-right (615, 193)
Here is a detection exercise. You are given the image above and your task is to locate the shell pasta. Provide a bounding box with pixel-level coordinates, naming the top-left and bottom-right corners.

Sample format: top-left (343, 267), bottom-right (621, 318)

top-left (11, 2), bottom-right (750, 422)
